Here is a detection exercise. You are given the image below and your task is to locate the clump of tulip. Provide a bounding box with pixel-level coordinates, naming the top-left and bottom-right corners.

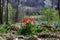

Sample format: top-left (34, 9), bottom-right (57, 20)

top-left (20, 16), bottom-right (37, 35)
top-left (20, 16), bottom-right (36, 25)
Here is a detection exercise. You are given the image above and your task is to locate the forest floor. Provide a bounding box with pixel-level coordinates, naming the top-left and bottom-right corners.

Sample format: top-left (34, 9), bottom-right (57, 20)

top-left (0, 23), bottom-right (60, 40)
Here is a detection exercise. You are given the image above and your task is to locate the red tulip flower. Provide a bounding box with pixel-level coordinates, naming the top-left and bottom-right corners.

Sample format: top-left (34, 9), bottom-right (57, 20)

top-left (24, 16), bottom-right (30, 23)
top-left (25, 16), bottom-right (29, 20)
top-left (25, 19), bottom-right (30, 23)
top-left (20, 20), bottom-right (25, 23)
top-left (31, 21), bottom-right (36, 25)
top-left (20, 16), bottom-right (36, 25)
top-left (33, 21), bottom-right (36, 25)
top-left (30, 17), bottom-right (34, 21)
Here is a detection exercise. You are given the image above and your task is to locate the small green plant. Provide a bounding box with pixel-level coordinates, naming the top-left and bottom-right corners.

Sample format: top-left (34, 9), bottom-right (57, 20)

top-left (37, 27), bottom-right (51, 33)
top-left (20, 23), bottom-right (37, 35)
top-left (0, 24), bottom-right (10, 33)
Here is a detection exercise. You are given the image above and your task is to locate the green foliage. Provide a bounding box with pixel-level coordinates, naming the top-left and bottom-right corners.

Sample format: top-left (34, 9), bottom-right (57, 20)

top-left (37, 27), bottom-right (51, 33)
top-left (18, 23), bottom-right (37, 35)
top-left (8, 3), bottom-right (16, 15)
top-left (17, 28), bottom-right (22, 35)
top-left (8, 3), bottom-right (16, 23)
top-left (3, 3), bottom-right (16, 24)
top-left (40, 7), bottom-right (58, 25)
top-left (37, 27), bottom-right (44, 32)
top-left (8, 18), bottom-right (13, 24)
top-left (0, 24), bottom-right (10, 33)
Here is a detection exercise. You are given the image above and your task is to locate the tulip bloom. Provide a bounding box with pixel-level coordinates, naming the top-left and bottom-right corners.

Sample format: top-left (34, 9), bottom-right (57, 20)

top-left (33, 21), bottom-right (36, 25)
top-left (20, 16), bottom-right (36, 25)
top-left (31, 21), bottom-right (36, 25)
top-left (24, 16), bottom-right (30, 23)
top-left (25, 19), bottom-right (30, 23)
top-left (20, 20), bottom-right (25, 23)
top-left (29, 17), bottom-right (34, 21)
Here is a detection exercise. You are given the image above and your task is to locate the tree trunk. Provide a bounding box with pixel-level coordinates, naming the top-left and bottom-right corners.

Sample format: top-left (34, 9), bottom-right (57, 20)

top-left (15, 0), bottom-right (19, 22)
top-left (0, 0), bottom-right (3, 24)
top-left (58, 0), bottom-right (60, 27)
top-left (5, 0), bottom-right (8, 24)
top-left (52, 0), bottom-right (54, 8)
top-left (58, 0), bottom-right (60, 16)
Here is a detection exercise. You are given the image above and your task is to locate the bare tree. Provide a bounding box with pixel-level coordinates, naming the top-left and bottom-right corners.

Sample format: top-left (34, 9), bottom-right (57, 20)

top-left (15, 0), bottom-right (19, 22)
top-left (5, 0), bottom-right (8, 24)
top-left (52, 0), bottom-right (54, 8)
top-left (58, 0), bottom-right (60, 16)
top-left (0, 0), bottom-right (3, 24)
